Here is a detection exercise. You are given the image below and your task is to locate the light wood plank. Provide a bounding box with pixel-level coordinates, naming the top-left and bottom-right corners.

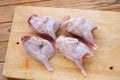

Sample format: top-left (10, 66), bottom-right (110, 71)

top-left (0, 42), bottom-right (8, 62)
top-left (0, 63), bottom-right (9, 80)
top-left (0, 23), bottom-right (11, 62)
top-left (0, 0), bottom-right (119, 80)
top-left (0, 0), bottom-right (119, 7)
top-left (0, 0), bottom-right (119, 62)
top-left (1, 63), bottom-right (25, 80)
top-left (3, 6), bottom-right (120, 80)
top-left (0, 0), bottom-right (44, 6)
top-left (0, 0), bottom-right (120, 23)
top-left (0, 63), bottom-right (4, 80)
top-left (0, 23), bottom-right (11, 42)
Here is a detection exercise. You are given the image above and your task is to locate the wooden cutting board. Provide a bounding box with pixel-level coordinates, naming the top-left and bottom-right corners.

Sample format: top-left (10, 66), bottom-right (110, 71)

top-left (3, 6), bottom-right (120, 80)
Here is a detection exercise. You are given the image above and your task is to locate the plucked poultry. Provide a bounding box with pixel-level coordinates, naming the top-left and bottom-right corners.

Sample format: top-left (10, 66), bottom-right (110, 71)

top-left (21, 35), bottom-right (54, 71)
top-left (28, 15), bottom-right (61, 41)
top-left (56, 35), bottom-right (94, 76)
top-left (61, 16), bottom-right (97, 49)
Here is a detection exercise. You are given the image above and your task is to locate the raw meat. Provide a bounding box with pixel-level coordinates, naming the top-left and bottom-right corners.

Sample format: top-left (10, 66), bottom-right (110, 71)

top-left (56, 35), bottom-right (94, 76)
top-left (21, 35), bottom-right (54, 71)
top-left (61, 16), bottom-right (97, 49)
top-left (28, 15), bottom-right (61, 41)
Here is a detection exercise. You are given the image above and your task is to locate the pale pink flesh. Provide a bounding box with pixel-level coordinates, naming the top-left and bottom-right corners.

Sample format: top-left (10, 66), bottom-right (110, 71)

top-left (56, 36), bottom-right (94, 76)
top-left (83, 31), bottom-right (97, 50)
top-left (21, 35), bottom-right (54, 71)
top-left (74, 59), bottom-right (86, 76)
top-left (62, 16), bottom-right (97, 49)
top-left (28, 15), bottom-right (61, 41)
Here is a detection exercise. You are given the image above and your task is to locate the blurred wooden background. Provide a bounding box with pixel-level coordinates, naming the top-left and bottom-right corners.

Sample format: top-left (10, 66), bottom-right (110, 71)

top-left (0, 0), bottom-right (120, 80)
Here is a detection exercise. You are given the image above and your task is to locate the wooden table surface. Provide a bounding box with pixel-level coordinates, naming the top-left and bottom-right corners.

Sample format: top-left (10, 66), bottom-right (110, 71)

top-left (0, 0), bottom-right (120, 80)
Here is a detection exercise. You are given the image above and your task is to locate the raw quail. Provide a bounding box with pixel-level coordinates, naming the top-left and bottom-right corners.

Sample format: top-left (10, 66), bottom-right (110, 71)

top-left (56, 35), bottom-right (94, 76)
top-left (61, 16), bottom-right (97, 49)
top-left (21, 35), bottom-right (54, 71)
top-left (28, 15), bottom-right (61, 41)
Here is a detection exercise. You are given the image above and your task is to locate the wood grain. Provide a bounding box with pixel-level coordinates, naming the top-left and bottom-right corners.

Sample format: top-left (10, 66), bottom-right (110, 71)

top-left (0, 63), bottom-right (4, 80)
top-left (3, 6), bottom-right (120, 80)
top-left (0, 0), bottom-right (120, 7)
top-left (0, 0), bottom-right (120, 23)
top-left (0, 23), bottom-right (11, 62)
top-left (1, 63), bottom-right (24, 80)
top-left (0, 0), bottom-right (119, 63)
top-left (0, 0), bottom-right (120, 80)
top-left (0, 0), bottom-right (45, 6)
